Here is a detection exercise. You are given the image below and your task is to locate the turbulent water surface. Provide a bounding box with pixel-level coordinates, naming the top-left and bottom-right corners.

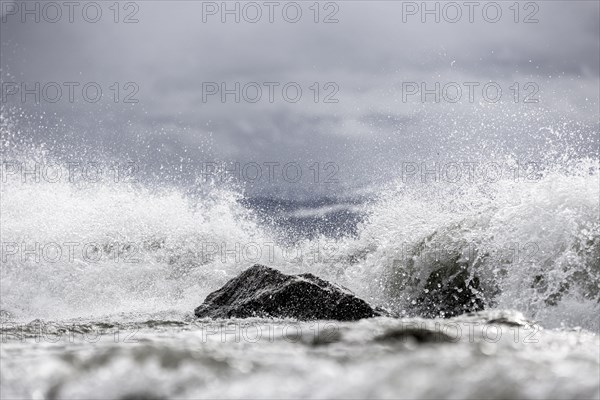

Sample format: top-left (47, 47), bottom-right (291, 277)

top-left (1, 311), bottom-right (599, 400)
top-left (1, 0), bottom-right (599, 397)
top-left (1, 109), bottom-right (599, 399)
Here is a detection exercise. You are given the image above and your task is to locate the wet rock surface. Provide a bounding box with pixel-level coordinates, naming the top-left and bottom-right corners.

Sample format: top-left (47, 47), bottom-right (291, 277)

top-left (194, 264), bottom-right (384, 321)
top-left (414, 262), bottom-right (486, 318)
top-left (383, 226), bottom-right (498, 318)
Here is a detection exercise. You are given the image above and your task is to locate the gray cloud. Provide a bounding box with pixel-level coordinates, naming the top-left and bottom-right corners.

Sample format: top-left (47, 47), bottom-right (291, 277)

top-left (1, 1), bottom-right (598, 194)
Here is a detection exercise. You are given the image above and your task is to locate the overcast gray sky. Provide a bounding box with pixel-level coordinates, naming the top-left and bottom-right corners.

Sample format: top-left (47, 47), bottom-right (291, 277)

top-left (1, 1), bottom-right (598, 194)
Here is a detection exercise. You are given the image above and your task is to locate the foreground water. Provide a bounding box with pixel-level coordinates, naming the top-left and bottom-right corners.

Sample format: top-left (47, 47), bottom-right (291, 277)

top-left (1, 310), bottom-right (598, 400)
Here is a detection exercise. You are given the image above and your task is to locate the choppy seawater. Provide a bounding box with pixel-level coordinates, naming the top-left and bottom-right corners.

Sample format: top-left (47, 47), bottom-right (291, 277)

top-left (2, 310), bottom-right (599, 400)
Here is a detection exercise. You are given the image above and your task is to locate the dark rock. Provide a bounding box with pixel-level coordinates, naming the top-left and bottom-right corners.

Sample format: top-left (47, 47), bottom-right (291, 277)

top-left (383, 226), bottom-right (498, 318)
top-left (414, 263), bottom-right (486, 318)
top-left (195, 264), bottom-right (383, 321)
top-left (375, 327), bottom-right (455, 344)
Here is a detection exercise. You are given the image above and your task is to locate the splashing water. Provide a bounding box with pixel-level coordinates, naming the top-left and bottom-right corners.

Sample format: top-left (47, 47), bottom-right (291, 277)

top-left (1, 108), bottom-right (598, 331)
top-left (342, 159), bottom-right (599, 330)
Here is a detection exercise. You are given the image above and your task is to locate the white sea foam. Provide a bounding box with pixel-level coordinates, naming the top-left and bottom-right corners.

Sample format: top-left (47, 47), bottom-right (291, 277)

top-left (1, 109), bottom-right (598, 330)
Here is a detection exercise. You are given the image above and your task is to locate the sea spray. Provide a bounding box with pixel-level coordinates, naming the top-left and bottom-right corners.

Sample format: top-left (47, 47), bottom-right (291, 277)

top-left (1, 108), bottom-right (598, 329)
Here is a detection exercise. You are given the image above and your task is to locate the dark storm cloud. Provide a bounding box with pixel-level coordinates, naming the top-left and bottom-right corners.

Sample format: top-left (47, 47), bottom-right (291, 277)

top-left (1, 1), bottom-right (598, 192)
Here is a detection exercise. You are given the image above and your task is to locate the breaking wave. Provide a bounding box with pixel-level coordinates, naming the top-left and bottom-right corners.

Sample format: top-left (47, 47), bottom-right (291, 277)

top-left (1, 109), bottom-right (598, 330)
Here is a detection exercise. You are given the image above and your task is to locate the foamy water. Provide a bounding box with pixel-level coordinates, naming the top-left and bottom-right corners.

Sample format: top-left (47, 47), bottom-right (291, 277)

top-left (1, 109), bottom-right (599, 399)
top-left (1, 148), bottom-right (598, 329)
top-left (1, 311), bottom-right (599, 400)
